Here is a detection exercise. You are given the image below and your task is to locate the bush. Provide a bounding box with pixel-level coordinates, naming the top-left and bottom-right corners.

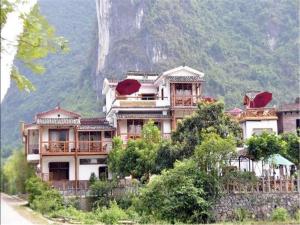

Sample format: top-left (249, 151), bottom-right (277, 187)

top-left (25, 176), bottom-right (50, 204)
top-left (271, 207), bottom-right (289, 222)
top-left (295, 209), bottom-right (300, 222)
top-left (31, 189), bottom-right (63, 214)
top-left (90, 180), bottom-right (116, 207)
top-left (234, 208), bottom-right (249, 221)
top-left (95, 201), bottom-right (128, 225)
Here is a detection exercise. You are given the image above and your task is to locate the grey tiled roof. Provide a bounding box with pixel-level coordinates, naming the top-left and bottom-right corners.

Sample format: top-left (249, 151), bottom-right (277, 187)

top-left (167, 75), bottom-right (204, 82)
top-left (78, 125), bottom-right (115, 130)
top-left (36, 118), bottom-right (81, 125)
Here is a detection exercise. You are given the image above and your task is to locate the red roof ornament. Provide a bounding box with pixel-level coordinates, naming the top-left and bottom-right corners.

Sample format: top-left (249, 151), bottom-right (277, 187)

top-left (244, 91), bottom-right (272, 108)
top-left (116, 79), bottom-right (141, 95)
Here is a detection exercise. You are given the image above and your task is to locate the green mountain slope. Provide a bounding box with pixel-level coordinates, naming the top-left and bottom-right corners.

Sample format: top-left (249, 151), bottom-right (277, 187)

top-left (1, 0), bottom-right (299, 157)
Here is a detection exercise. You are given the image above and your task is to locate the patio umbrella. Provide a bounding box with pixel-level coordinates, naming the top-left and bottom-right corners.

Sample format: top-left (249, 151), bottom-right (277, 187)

top-left (116, 79), bottom-right (141, 95)
top-left (252, 91), bottom-right (272, 108)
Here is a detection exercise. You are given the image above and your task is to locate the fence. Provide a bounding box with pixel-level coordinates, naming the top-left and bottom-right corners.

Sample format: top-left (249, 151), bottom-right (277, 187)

top-left (223, 176), bottom-right (300, 193)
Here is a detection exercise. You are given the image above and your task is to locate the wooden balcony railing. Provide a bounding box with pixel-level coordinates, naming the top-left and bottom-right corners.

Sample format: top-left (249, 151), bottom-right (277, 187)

top-left (41, 141), bottom-right (112, 154)
top-left (172, 95), bottom-right (201, 107)
top-left (237, 108), bottom-right (277, 121)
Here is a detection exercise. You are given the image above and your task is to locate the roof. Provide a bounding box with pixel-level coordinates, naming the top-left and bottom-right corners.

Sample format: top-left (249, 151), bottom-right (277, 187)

top-left (277, 102), bottom-right (300, 112)
top-left (266, 154), bottom-right (294, 166)
top-left (78, 125), bottom-right (115, 131)
top-left (167, 75), bottom-right (204, 82)
top-left (36, 118), bottom-right (81, 125)
top-left (126, 71), bottom-right (159, 77)
top-left (36, 106), bottom-right (81, 119)
top-left (80, 118), bottom-right (108, 125)
top-left (116, 113), bottom-right (170, 119)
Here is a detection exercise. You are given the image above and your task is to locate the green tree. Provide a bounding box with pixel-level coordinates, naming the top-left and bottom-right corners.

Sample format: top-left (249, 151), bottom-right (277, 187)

top-left (247, 132), bottom-right (287, 161)
top-left (1, 1), bottom-right (68, 91)
top-left (108, 121), bottom-right (162, 182)
top-left (2, 149), bottom-right (35, 194)
top-left (194, 132), bottom-right (236, 174)
top-left (280, 132), bottom-right (300, 167)
top-left (134, 159), bottom-right (213, 223)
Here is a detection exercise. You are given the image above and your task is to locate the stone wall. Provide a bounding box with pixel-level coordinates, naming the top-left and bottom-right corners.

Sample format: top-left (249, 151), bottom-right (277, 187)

top-left (214, 193), bottom-right (300, 221)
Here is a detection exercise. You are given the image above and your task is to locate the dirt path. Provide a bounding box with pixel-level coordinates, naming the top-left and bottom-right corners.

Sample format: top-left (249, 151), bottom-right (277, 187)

top-left (1, 193), bottom-right (50, 225)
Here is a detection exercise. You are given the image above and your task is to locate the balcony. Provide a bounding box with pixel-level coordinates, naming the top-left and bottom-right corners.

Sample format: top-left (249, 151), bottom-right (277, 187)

top-left (41, 141), bottom-right (112, 155)
top-left (171, 95), bottom-right (201, 107)
top-left (113, 96), bottom-right (169, 108)
top-left (238, 108), bottom-right (277, 122)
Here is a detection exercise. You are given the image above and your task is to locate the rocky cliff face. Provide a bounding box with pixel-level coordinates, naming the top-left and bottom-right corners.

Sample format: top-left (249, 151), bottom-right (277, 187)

top-left (1, 0), bottom-right (298, 156)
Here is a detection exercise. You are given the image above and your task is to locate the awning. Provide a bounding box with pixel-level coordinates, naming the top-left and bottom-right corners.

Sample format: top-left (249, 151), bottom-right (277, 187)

top-left (266, 154), bottom-right (294, 166)
top-left (116, 79), bottom-right (141, 95)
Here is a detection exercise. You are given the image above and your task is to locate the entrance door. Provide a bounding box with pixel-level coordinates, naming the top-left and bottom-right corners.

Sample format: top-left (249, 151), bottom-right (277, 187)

top-left (99, 166), bottom-right (108, 180)
top-left (49, 162), bottom-right (69, 180)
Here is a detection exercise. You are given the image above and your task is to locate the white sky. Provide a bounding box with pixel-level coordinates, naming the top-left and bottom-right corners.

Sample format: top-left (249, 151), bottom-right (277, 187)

top-left (1, 0), bottom-right (37, 102)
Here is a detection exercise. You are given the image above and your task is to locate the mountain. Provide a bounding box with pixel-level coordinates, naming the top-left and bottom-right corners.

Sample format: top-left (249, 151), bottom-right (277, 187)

top-left (1, 0), bottom-right (299, 157)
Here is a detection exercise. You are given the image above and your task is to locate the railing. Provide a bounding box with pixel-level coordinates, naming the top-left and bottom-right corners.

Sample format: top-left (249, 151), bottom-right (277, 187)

top-left (120, 132), bottom-right (171, 141)
top-left (41, 141), bottom-right (112, 154)
top-left (223, 177), bottom-right (300, 193)
top-left (116, 96), bottom-right (167, 100)
top-left (28, 144), bottom-right (39, 154)
top-left (172, 95), bottom-right (201, 107)
top-left (238, 107), bottom-right (277, 121)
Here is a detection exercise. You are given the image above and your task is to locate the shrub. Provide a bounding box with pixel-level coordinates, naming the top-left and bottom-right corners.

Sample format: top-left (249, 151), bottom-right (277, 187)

top-left (89, 172), bottom-right (97, 185)
top-left (271, 207), bottom-right (289, 222)
top-left (25, 176), bottom-right (50, 204)
top-left (234, 208), bottom-right (249, 221)
top-left (95, 201), bottom-right (128, 224)
top-left (295, 209), bottom-right (300, 222)
top-left (90, 180), bottom-right (116, 207)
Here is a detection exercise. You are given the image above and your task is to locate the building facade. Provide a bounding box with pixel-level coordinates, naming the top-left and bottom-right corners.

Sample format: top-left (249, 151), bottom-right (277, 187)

top-left (21, 106), bottom-right (115, 190)
top-left (277, 98), bottom-right (300, 134)
top-left (102, 65), bottom-right (205, 143)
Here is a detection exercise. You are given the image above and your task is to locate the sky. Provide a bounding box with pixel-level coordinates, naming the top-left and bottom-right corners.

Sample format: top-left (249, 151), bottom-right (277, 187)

top-left (1, 0), bottom-right (37, 102)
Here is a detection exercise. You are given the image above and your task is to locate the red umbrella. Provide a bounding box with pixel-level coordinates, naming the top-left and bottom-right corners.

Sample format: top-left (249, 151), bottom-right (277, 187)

top-left (252, 91), bottom-right (272, 108)
top-left (116, 79), bottom-right (141, 95)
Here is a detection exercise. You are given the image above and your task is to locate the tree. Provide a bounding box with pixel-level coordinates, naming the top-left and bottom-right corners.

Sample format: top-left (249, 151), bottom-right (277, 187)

top-left (1, 1), bottom-right (68, 91)
top-left (194, 132), bottom-right (236, 174)
top-left (247, 132), bottom-right (287, 161)
top-left (134, 159), bottom-right (214, 223)
top-left (280, 132), bottom-right (300, 167)
top-left (2, 149), bottom-right (35, 194)
top-left (108, 121), bottom-right (162, 182)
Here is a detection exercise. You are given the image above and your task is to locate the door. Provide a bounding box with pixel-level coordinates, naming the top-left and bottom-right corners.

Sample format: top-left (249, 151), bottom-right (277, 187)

top-left (49, 162), bottom-right (69, 180)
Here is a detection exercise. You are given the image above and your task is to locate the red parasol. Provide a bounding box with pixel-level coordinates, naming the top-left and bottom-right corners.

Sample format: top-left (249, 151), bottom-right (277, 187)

top-left (116, 79), bottom-right (141, 95)
top-left (252, 91), bottom-right (272, 108)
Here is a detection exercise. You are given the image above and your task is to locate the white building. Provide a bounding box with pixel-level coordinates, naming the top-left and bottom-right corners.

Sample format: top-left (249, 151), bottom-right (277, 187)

top-left (102, 65), bottom-right (205, 143)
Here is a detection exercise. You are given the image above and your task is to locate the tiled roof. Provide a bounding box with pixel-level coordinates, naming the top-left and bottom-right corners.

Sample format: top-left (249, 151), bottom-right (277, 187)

top-left (277, 103), bottom-right (300, 112)
top-left (36, 106), bottom-right (81, 118)
top-left (36, 118), bottom-right (81, 125)
top-left (167, 75), bottom-right (204, 82)
top-left (80, 118), bottom-right (108, 125)
top-left (78, 125), bottom-right (115, 130)
top-left (126, 71), bottom-right (159, 76)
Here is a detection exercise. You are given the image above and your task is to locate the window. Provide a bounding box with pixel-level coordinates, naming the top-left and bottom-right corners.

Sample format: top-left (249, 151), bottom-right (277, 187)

top-left (296, 119), bottom-right (300, 129)
top-left (104, 131), bottom-right (112, 138)
top-left (175, 83), bottom-right (192, 96)
top-left (49, 129), bottom-right (68, 141)
top-left (161, 88), bottom-right (164, 100)
top-left (80, 158), bottom-right (107, 165)
top-left (141, 93), bottom-right (156, 100)
top-left (99, 166), bottom-right (108, 180)
top-left (79, 131), bottom-right (101, 152)
top-left (127, 120), bottom-right (143, 137)
top-left (49, 162), bottom-right (69, 180)
top-left (28, 129), bottom-right (39, 154)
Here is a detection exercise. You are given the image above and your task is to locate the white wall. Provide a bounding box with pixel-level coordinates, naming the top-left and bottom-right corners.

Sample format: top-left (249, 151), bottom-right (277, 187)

top-left (42, 156), bottom-right (75, 180)
top-left (163, 120), bottom-right (171, 134)
top-left (242, 120), bottom-right (278, 140)
top-left (77, 155), bottom-right (107, 180)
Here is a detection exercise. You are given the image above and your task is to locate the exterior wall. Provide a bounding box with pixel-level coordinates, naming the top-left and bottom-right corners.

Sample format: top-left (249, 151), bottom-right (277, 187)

top-left (242, 120), bottom-right (278, 140)
top-left (277, 111), bottom-right (300, 134)
top-left (77, 155), bottom-right (107, 180)
top-left (163, 120), bottom-right (171, 135)
top-left (214, 193), bottom-right (300, 221)
top-left (42, 156), bottom-right (75, 180)
top-left (118, 120), bottom-right (128, 141)
top-left (40, 112), bottom-right (72, 118)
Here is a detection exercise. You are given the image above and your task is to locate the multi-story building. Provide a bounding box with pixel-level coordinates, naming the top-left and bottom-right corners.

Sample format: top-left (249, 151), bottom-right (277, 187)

top-left (102, 65), bottom-right (205, 142)
top-left (277, 98), bottom-right (300, 134)
top-left (21, 106), bottom-right (115, 190)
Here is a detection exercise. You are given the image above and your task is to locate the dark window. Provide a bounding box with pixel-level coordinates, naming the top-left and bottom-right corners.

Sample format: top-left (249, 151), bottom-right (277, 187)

top-left (80, 158), bottom-right (107, 165)
top-left (161, 89), bottom-right (164, 100)
top-left (128, 120), bottom-right (143, 136)
top-left (49, 162), bottom-right (69, 180)
top-left (175, 83), bottom-right (192, 96)
top-left (49, 129), bottom-right (68, 141)
top-left (141, 93), bottom-right (156, 100)
top-left (99, 166), bottom-right (108, 180)
top-left (104, 131), bottom-right (112, 138)
top-left (296, 119), bottom-right (300, 129)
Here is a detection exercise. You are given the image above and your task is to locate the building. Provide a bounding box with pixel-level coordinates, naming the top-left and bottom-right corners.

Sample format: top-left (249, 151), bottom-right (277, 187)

top-left (21, 106), bottom-right (115, 190)
top-left (102, 65), bottom-right (205, 143)
top-left (277, 97), bottom-right (300, 134)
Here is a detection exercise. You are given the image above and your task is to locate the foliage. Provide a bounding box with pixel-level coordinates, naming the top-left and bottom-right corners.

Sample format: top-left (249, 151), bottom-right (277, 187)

top-left (25, 176), bottom-right (63, 214)
top-left (271, 207), bottom-right (290, 222)
top-left (221, 171), bottom-right (258, 186)
top-left (94, 201), bottom-right (128, 225)
top-left (233, 208), bottom-right (249, 222)
top-left (108, 121), bottom-right (162, 181)
top-left (194, 132), bottom-right (236, 174)
top-left (90, 180), bottom-right (116, 207)
top-left (247, 132), bottom-right (287, 161)
top-left (89, 172), bottom-right (97, 185)
top-left (2, 149), bottom-right (35, 194)
top-left (134, 159), bottom-right (214, 223)
top-left (172, 102), bottom-right (242, 159)
top-left (280, 132), bottom-right (300, 166)
top-left (295, 209), bottom-right (300, 222)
